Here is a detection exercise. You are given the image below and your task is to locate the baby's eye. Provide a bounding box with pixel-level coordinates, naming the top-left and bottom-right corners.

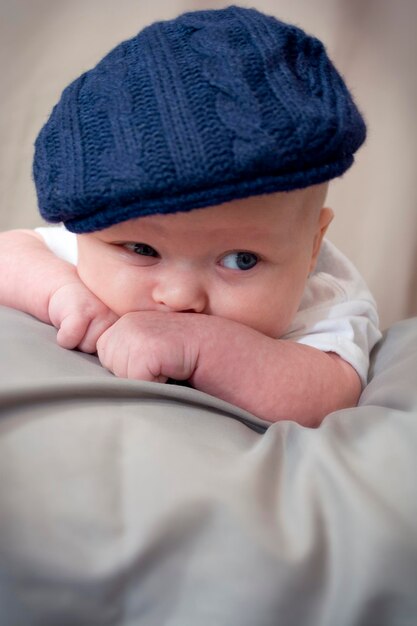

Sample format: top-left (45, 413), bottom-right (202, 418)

top-left (221, 251), bottom-right (259, 271)
top-left (124, 243), bottom-right (159, 257)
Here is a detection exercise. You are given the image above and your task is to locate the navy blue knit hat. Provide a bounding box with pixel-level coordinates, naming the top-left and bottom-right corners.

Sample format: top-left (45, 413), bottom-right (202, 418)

top-left (33, 5), bottom-right (366, 233)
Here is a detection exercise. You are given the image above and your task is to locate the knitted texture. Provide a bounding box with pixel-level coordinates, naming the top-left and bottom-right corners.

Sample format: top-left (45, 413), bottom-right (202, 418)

top-left (33, 6), bottom-right (366, 233)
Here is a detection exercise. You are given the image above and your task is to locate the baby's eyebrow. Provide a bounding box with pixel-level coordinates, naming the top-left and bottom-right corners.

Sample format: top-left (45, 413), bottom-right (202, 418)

top-left (116, 223), bottom-right (271, 238)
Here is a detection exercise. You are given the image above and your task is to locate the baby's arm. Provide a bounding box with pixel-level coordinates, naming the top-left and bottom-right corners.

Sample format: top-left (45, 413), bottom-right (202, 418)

top-left (0, 230), bottom-right (117, 353)
top-left (96, 311), bottom-right (361, 426)
top-left (191, 317), bottom-right (361, 426)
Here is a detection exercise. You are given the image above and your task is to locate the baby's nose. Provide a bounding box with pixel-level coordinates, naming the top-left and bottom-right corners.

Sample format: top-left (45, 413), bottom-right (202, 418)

top-left (152, 270), bottom-right (208, 313)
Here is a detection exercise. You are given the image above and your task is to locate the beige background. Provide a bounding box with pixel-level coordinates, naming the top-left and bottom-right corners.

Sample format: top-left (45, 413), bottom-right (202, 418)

top-left (1, 0), bottom-right (416, 330)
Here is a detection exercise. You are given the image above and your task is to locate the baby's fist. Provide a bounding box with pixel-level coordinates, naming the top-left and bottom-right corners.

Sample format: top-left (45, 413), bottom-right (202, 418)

top-left (49, 282), bottom-right (118, 353)
top-left (96, 311), bottom-right (201, 382)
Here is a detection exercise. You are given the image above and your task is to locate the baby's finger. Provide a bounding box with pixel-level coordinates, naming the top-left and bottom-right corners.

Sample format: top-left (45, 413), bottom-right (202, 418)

top-left (96, 326), bottom-right (115, 368)
top-left (119, 349), bottom-right (168, 383)
top-left (77, 313), bottom-right (118, 354)
top-left (56, 314), bottom-right (89, 350)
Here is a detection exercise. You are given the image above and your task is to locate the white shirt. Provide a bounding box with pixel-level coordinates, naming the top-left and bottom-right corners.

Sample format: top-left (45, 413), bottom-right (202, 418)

top-left (36, 225), bottom-right (382, 386)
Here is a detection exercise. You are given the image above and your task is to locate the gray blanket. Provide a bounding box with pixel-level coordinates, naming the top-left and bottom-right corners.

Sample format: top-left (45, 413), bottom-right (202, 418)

top-left (0, 305), bottom-right (416, 625)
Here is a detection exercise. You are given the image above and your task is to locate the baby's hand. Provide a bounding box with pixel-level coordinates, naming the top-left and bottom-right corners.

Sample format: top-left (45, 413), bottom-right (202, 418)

top-left (96, 311), bottom-right (202, 382)
top-left (48, 282), bottom-right (118, 353)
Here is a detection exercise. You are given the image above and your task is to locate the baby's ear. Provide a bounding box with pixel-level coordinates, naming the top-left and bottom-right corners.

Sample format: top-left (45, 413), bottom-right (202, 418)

top-left (309, 207), bottom-right (334, 273)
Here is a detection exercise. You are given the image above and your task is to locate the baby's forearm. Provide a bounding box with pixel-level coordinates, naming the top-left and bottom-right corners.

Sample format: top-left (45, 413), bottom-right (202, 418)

top-left (191, 319), bottom-right (361, 426)
top-left (0, 229), bottom-right (81, 323)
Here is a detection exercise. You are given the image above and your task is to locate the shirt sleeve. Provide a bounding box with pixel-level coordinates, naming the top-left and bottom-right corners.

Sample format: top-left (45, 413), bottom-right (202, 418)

top-left (35, 225), bottom-right (78, 266)
top-left (282, 239), bottom-right (382, 387)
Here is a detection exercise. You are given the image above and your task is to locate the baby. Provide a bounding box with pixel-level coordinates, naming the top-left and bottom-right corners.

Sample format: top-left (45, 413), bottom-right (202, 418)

top-left (0, 6), bottom-right (381, 425)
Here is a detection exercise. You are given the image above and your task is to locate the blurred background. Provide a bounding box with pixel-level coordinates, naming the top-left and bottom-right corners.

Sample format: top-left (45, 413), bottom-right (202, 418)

top-left (0, 0), bottom-right (416, 330)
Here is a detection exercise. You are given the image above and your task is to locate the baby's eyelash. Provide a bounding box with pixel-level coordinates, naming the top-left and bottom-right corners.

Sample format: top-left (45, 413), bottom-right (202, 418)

top-left (124, 242), bottom-right (159, 257)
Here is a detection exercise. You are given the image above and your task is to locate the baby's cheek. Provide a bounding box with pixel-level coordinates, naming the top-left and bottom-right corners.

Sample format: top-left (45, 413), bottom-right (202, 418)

top-left (253, 314), bottom-right (291, 339)
top-left (76, 262), bottom-right (120, 313)
top-left (224, 302), bottom-right (287, 338)
top-left (247, 296), bottom-right (301, 338)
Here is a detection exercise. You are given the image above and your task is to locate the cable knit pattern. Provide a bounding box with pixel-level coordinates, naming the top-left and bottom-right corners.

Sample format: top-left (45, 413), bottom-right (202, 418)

top-left (33, 6), bottom-right (366, 233)
top-left (187, 13), bottom-right (276, 172)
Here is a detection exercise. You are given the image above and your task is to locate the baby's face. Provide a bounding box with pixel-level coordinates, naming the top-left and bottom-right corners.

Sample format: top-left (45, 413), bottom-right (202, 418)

top-left (77, 185), bottom-right (332, 338)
